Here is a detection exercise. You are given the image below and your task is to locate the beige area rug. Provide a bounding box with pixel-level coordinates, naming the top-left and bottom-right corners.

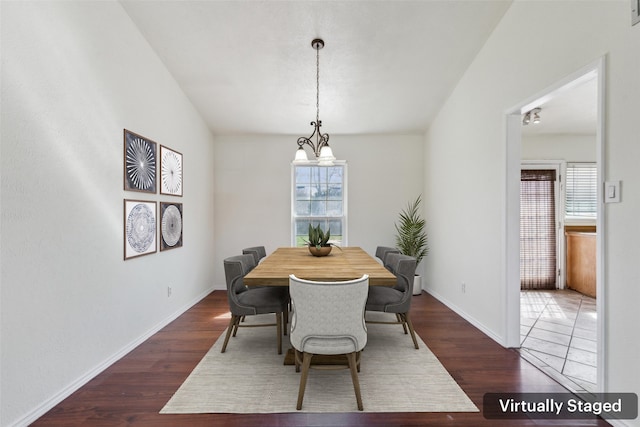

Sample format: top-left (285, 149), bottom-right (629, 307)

top-left (160, 313), bottom-right (479, 414)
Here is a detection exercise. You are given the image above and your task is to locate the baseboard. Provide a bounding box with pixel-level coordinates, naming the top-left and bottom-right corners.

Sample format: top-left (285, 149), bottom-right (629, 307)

top-left (11, 287), bottom-right (214, 427)
top-left (424, 288), bottom-right (507, 347)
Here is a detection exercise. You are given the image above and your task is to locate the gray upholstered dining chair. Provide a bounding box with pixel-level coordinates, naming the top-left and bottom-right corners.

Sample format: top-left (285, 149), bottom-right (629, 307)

top-left (365, 253), bottom-right (419, 349)
top-left (288, 274), bottom-right (369, 411)
top-left (222, 254), bottom-right (289, 354)
top-left (374, 246), bottom-right (400, 272)
top-left (241, 245), bottom-right (289, 329)
top-left (242, 246), bottom-right (267, 265)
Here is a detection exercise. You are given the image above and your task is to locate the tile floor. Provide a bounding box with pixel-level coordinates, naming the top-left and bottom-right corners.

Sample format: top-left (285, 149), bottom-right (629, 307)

top-left (519, 289), bottom-right (597, 393)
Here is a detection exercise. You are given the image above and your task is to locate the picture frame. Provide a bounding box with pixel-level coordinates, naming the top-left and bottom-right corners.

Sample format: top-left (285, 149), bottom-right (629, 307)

top-left (633, 0), bottom-right (640, 26)
top-left (124, 199), bottom-right (157, 260)
top-left (160, 145), bottom-right (183, 196)
top-left (160, 202), bottom-right (183, 251)
top-left (124, 129), bottom-right (157, 193)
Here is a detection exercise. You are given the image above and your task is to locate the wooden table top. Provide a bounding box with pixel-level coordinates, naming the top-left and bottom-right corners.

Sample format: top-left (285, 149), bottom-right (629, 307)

top-left (243, 246), bottom-right (397, 287)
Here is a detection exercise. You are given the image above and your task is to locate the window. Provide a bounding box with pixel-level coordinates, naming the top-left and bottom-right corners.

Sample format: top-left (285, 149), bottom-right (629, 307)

top-left (565, 163), bottom-right (597, 219)
top-left (292, 162), bottom-right (346, 247)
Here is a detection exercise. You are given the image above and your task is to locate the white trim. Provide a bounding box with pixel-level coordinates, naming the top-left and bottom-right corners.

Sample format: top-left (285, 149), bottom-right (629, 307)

top-left (428, 289), bottom-right (507, 347)
top-left (504, 57), bottom-right (606, 393)
top-left (595, 57), bottom-right (606, 392)
top-left (10, 287), bottom-right (214, 427)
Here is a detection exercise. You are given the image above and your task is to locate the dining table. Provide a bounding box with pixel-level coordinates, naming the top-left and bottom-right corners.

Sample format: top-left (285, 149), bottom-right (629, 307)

top-left (243, 246), bottom-right (397, 287)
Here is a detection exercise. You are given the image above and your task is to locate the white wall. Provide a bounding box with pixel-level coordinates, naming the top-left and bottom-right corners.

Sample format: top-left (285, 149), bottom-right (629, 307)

top-left (424, 1), bottom-right (639, 425)
top-left (0, 2), bottom-right (215, 425)
top-left (213, 133), bottom-right (424, 288)
top-left (522, 134), bottom-right (596, 162)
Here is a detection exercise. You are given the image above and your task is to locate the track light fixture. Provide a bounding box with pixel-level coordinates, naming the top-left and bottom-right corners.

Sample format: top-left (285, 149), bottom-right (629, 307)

top-left (522, 108), bottom-right (542, 126)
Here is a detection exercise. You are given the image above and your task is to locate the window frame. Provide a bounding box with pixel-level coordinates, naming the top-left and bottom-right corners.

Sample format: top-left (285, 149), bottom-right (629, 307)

top-left (291, 161), bottom-right (348, 247)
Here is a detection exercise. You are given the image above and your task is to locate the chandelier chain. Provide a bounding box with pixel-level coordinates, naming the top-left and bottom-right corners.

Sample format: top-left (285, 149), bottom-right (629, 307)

top-left (316, 45), bottom-right (320, 125)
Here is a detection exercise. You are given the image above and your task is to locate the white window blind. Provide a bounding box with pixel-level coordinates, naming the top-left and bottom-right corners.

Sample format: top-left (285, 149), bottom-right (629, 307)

top-left (565, 163), bottom-right (597, 218)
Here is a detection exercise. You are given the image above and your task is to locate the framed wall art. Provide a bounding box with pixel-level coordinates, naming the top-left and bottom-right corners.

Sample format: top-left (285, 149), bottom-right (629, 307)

top-left (160, 145), bottom-right (183, 196)
top-left (124, 199), bottom-right (157, 260)
top-left (160, 202), bottom-right (183, 251)
top-left (124, 129), bottom-right (157, 193)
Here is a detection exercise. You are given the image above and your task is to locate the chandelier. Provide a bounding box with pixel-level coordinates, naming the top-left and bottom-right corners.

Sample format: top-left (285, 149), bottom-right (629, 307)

top-left (293, 38), bottom-right (335, 166)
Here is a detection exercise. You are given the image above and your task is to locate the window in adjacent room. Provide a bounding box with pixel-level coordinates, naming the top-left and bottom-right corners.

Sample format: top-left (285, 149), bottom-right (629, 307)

top-left (565, 162), bottom-right (597, 220)
top-left (291, 162), bottom-right (347, 247)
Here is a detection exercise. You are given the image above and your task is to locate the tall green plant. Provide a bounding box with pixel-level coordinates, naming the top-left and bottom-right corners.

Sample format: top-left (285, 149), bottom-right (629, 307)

top-left (395, 195), bottom-right (429, 266)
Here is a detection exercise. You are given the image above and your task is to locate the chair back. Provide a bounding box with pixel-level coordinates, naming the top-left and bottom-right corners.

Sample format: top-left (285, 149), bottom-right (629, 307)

top-left (385, 253), bottom-right (417, 310)
top-left (289, 274), bottom-right (369, 355)
top-left (375, 246), bottom-right (400, 271)
top-left (223, 254), bottom-right (256, 310)
top-left (242, 246), bottom-right (267, 265)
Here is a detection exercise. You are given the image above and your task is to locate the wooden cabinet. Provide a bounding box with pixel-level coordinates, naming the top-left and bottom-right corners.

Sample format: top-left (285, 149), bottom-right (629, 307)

top-left (565, 231), bottom-right (596, 297)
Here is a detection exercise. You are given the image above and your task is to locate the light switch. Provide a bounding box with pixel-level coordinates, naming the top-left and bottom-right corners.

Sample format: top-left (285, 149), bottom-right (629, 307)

top-left (605, 181), bottom-right (621, 203)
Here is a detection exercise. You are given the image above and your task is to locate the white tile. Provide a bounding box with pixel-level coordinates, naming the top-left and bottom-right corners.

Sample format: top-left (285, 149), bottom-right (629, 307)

top-left (521, 336), bottom-right (568, 359)
top-left (572, 326), bottom-right (596, 341)
top-left (563, 360), bottom-right (597, 384)
top-left (567, 347), bottom-right (597, 367)
top-left (534, 319), bottom-right (574, 335)
top-left (575, 313), bottom-right (597, 330)
top-left (525, 348), bottom-right (566, 372)
top-left (528, 327), bottom-right (572, 346)
top-left (570, 336), bottom-right (597, 353)
top-left (537, 311), bottom-right (576, 327)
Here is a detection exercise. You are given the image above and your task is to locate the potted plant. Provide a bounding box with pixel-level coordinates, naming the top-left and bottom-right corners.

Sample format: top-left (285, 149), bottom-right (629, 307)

top-left (305, 224), bottom-right (339, 257)
top-left (395, 195), bottom-right (429, 295)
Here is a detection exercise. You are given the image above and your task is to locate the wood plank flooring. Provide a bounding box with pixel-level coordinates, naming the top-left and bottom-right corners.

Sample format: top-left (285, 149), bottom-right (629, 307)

top-left (32, 291), bottom-right (611, 426)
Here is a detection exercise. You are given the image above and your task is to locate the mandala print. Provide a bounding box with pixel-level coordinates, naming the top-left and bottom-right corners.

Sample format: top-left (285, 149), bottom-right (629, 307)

top-left (126, 137), bottom-right (156, 190)
top-left (126, 203), bottom-right (155, 253)
top-left (162, 150), bottom-right (182, 195)
top-left (161, 204), bottom-right (182, 247)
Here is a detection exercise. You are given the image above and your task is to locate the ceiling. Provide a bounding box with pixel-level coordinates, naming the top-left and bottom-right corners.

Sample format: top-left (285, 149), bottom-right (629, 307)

top-left (120, 1), bottom-right (595, 137)
top-left (521, 76), bottom-right (598, 136)
top-left (120, 0), bottom-right (514, 135)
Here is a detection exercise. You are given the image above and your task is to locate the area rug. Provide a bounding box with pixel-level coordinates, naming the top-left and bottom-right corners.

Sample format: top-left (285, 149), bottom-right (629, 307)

top-left (160, 313), bottom-right (479, 414)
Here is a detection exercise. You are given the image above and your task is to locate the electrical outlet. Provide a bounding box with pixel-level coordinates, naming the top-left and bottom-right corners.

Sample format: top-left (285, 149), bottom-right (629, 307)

top-left (461, 282), bottom-right (466, 293)
top-left (168, 286), bottom-right (172, 297)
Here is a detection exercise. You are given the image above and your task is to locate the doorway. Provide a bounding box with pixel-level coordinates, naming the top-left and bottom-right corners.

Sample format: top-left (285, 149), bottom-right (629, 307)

top-left (505, 58), bottom-right (605, 393)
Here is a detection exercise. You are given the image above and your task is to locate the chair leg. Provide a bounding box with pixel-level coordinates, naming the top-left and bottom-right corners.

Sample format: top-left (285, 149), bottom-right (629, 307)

top-left (276, 312), bottom-right (282, 354)
top-left (283, 308), bottom-right (288, 336)
top-left (397, 313), bottom-right (408, 334)
top-left (296, 352), bottom-right (313, 410)
top-left (347, 352), bottom-right (363, 411)
top-left (404, 313), bottom-right (419, 349)
top-left (232, 316), bottom-right (241, 337)
top-left (221, 315), bottom-right (237, 353)
top-left (294, 349), bottom-right (301, 373)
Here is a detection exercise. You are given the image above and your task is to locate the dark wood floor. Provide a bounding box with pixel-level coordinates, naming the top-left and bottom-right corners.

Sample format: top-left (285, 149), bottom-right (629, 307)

top-left (33, 291), bottom-right (610, 426)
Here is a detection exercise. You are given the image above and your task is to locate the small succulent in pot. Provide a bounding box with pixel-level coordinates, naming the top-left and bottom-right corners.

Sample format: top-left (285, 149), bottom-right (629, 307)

top-left (306, 223), bottom-right (331, 250)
